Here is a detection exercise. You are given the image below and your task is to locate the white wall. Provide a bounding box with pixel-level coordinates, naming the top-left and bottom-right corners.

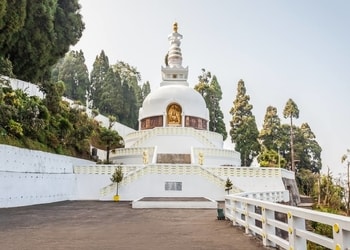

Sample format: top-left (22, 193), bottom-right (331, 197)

top-left (0, 145), bottom-right (94, 208)
top-left (1, 144), bottom-right (289, 208)
top-left (98, 173), bottom-right (227, 201)
top-left (143, 135), bottom-right (203, 154)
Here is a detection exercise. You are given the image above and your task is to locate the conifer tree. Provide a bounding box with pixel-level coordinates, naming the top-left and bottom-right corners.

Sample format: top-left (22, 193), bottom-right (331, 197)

top-left (194, 69), bottom-right (227, 140)
top-left (283, 98), bottom-right (299, 172)
top-left (229, 79), bottom-right (260, 166)
top-left (52, 50), bottom-right (90, 104)
top-left (2, 0), bottom-right (84, 82)
top-left (259, 106), bottom-right (281, 150)
top-left (90, 50), bottom-right (110, 109)
top-left (141, 81), bottom-right (151, 102)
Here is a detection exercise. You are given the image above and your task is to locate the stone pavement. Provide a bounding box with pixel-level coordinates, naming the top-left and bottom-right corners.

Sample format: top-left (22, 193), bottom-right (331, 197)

top-left (0, 201), bottom-right (266, 250)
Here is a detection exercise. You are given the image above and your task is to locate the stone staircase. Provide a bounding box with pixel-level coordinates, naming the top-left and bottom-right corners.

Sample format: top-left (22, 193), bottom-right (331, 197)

top-left (297, 195), bottom-right (314, 209)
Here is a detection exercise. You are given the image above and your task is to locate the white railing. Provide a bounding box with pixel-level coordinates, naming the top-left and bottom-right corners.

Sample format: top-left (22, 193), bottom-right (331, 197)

top-left (192, 147), bottom-right (241, 166)
top-left (73, 165), bottom-right (140, 175)
top-left (207, 166), bottom-right (286, 178)
top-left (225, 194), bottom-right (350, 250)
top-left (129, 127), bottom-right (217, 148)
top-left (100, 164), bottom-right (242, 196)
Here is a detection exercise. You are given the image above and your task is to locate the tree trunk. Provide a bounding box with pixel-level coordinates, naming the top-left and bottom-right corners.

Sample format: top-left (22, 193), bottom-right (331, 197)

top-left (106, 145), bottom-right (110, 163)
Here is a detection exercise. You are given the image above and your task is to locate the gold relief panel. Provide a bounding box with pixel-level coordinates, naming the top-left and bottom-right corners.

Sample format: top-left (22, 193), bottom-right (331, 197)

top-left (167, 103), bottom-right (182, 126)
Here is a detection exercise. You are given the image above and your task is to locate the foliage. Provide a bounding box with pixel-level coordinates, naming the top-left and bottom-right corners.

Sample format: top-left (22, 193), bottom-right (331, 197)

top-left (313, 169), bottom-right (344, 212)
top-left (340, 151), bottom-right (350, 216)
top-left (141, 81), bottom-right (151, 102)
top-left (51, 50), bottom-right (90, 104)
top-left (112, 61), bottom-right (142, 129)
top-left (89, 50), bottom-right (110, 109)
top-left (1, 0), bottom-right (85, 83)
top-left (100, 116), bottom-right (124, 163)
top-left (296, 168), bottom-right (317, 196)
top-left (0, 82), bottom-right (102, 159)
top-left (258, 146), bottom-right (286, 168)
top-left (283, 98), bottom-right (299, 172)
top-left (257, 101), bottom-right (322, 173)
top-left (225, 178), bottom-right (233, 194)
top-left (194, 69), bottom-right (227, 140)
top-left (89, 53), bottom-right (147, 130)
top-left (259, 106), bottom-right (281, 150)
top-left (229, 79), bottom-right (260, 166)
top-left (110, 166), bottom-right (124, 195)
top-left (295, 123), bottom-right (322, 172)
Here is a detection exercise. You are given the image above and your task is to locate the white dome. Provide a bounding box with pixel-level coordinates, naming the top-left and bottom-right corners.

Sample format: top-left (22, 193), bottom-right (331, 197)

top-left (139, 84), bottom-right (209, 120)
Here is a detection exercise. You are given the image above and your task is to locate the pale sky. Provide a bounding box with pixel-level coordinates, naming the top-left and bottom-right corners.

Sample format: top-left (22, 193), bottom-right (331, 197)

top-left (73, 0), bottom-right (350, 176)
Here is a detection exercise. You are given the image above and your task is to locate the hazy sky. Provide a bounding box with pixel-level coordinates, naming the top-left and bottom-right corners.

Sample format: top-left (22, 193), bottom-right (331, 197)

top-left (73, 0), bottom-right (350, 176)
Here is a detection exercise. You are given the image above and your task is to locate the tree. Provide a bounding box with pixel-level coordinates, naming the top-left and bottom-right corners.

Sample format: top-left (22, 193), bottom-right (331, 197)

top-left (98, 68), bottom-right (123, 119)
top-left (112, 61), bottom-right (142, 129)
top-left (90, 50), bottom-right (110, 109)
top-left (141, 81), bottom-right (151, 102)
top-left (194, 69), bottom-right (227, 140)
top-left (296, 168), bottom-right (317, 196)
top-left (110, 166), bottom-right (124, 197)
top-left (4, 0), bottom-right (84, 82)
top-left (259, 106), bottom-right (281, 150)
top-left (283, 98), bottom-right (299, 172)
top-left (51, 50), bottom-right (90, 104)
top-left (229, 79), bottom-right (260, 166)
top-left (341, 150), bottom-right (350, 216)
top-left (0, 0), bottom-right (27, 58)
top-left (296, 123), bottom-right (322, 173)
top-left (258, 146), bottom-right (287, 168)
top-left (314, 168), bottom-right (344, 212)
top-left (225, 178), bottom-right (233, 194)
top-left (100, 116), bottom-right (124, 163)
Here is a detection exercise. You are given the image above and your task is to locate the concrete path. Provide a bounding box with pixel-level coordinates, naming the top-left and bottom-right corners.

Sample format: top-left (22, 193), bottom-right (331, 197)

top-left (0, 201), bottom-right (265, 250)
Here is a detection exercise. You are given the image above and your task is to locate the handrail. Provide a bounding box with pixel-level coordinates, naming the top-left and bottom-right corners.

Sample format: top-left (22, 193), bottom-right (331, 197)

top-left (207, 166), bottom-right (286, 178)
top-left (130, 127), bottom-right (217, 148)
top-left (100, 164), bottom-right (242, 196)
top-left (225, 193), bottom-right (350, 249)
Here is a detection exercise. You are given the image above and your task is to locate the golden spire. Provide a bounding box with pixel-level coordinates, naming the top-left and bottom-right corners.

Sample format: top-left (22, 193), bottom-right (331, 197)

top-left (173, 22), bottom-right (178, 32)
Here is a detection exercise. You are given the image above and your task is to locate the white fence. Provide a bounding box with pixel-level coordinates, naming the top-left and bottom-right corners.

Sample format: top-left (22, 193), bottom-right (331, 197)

top-left (225, 194), bottom-right (350, 249)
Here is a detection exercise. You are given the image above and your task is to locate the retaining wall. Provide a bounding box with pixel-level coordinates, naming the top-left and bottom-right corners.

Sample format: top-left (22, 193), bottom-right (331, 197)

top-left (0, 145), bottom-right (94, 208)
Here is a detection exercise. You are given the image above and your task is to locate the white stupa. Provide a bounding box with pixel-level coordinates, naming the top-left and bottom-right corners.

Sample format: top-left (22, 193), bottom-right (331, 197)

top-left (94, 23), bottom-right (288, 207)
top-left (111, 23), bottom-right (240, 166)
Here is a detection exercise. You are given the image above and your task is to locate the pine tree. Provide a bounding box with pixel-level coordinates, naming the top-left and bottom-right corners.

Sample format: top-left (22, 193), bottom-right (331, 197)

top-left (3, 0), bottom-right (84, 82)
top-left (112, 61), bottom-right (142, 129)
top-left (229, 79), bottom-right (260, 166)
top-left (259, 106), bottom-right (281, 150)
top-left (295, 123), bottom-right (322, 173)
top-left (283, 98), bottom-right (299, 172)
top-left (52, 50), bottom-right (90, 104)
top-left (141, 81), bottom-right (151, 102)
top-left (90, 50), bottom-right (110, 109)
top-left (194, 69), bottom-right (227, 140)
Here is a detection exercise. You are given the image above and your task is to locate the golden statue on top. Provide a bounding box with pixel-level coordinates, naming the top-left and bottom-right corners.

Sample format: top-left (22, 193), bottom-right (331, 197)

top-left (173, 22), bottom-right (178, 32)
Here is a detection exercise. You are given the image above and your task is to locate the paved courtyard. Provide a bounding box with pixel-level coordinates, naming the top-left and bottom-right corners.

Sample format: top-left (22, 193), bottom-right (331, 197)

top-left (0, 201), bottom-right (265, 250)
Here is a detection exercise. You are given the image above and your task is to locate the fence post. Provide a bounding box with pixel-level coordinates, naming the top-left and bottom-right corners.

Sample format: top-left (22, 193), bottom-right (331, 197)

top-left (332, 223), bottom-right (350, 249)
top-left (262, 207), bottom-right (276, 248)
top-left (287, 211), bottom-right (306, 249)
